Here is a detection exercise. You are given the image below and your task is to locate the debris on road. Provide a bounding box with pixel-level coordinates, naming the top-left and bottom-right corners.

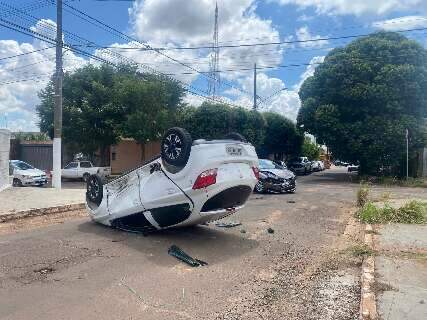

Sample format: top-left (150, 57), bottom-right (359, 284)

top-left (287, 200), bottom-right (296, 204)
top-left (240, 229), bottom-right (246, 234)
top-left (168, 245), bottom-right (208, 267)
top-left (215, 221), bottom-right (242, 228)
top-left (267, 228), bottom-right (275, 234)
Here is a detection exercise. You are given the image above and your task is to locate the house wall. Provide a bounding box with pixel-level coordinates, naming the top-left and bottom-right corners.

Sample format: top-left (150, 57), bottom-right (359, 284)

top-left (110, 140), bottom-right (161, 174)
top-left (0, 129), bottom-right (10, 191)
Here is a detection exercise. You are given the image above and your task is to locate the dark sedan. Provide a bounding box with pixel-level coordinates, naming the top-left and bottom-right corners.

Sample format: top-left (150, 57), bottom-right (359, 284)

top-left (254, 159), bottom-right (296, 193)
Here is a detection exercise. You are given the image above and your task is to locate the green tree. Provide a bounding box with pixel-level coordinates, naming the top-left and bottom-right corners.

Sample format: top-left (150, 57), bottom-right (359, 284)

top-left (301, 137), bottom-right (320, 160)
top-left (37, 64), bottom-right (128, 164)
top-left (298, 32), bottom-right (427, 176)
top-left (261, 112), bottom-right (303, 159)
top-left (177, 103), bottom-right (303, 158)
top-left (118, 74), bottom-right (185, 157)
top-left (37, 64), bottom-right (184, 164)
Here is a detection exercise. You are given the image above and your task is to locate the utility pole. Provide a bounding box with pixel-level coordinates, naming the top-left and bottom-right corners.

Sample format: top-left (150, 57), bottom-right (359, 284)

top-left (406, 128), bottom-right (409, 179)
top-left (52, 0), bottom-right (63, 189)
top-left (253, 63), bottom-right (257, 110)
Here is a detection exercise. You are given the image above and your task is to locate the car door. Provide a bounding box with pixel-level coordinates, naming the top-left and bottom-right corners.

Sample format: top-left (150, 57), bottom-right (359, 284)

top-left (62, 162), bottom-right (78, 178)
top-left (79, 161), bottom-right (93, 176)
top-left (138, 165), bottom-right (194, 229)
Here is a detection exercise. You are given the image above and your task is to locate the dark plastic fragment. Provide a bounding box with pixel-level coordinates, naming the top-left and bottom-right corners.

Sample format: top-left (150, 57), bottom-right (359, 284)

top-left (215, 221), bottom-right (242, 228)
top-left (168, 245), bottom-right (208, 267)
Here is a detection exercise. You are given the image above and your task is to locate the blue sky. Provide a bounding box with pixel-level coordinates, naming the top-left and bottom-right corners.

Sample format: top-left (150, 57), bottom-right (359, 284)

top-left (1, 0), bottom-right (427, 131)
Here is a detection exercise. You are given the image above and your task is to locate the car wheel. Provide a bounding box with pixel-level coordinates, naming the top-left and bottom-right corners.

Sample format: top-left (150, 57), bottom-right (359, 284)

top-left (254, 181), bottom-right (265, 193)
top-left (223, 132), bottom-right (247, 142)
top-left (86, 175), bottom-right (103, 206)
top-left (161, 127), bottom-right (192, 168)
top-left (82, 173), bottom-right (90, 182)
top-left (12, 178), bottom-right (22, 187)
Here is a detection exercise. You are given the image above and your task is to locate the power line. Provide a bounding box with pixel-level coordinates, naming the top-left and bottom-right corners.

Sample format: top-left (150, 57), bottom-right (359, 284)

top-left (0, 14), bottom-right (246, 109)
top-left (0, 45), bottom-right (55, 61)
top-left (61, 1), bottom-right (253, 98)
top-left (82, 26), bottom-right (427, 51)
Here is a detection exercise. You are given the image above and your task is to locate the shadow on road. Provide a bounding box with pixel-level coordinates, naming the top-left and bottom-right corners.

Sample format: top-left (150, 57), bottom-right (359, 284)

top-left (77, 220), bottom-right (259, 266)
top-left (301, 169), bottom-right (359, 186)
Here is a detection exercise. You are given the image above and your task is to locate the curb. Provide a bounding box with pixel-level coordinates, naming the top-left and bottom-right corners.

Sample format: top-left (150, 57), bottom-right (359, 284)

top-left (0, 203), bottom-right (85, 223)
top-left (360, 224), bottom-right (378, 320)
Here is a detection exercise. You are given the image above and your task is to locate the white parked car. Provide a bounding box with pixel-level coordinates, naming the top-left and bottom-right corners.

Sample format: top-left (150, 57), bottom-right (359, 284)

top-left (9, 160), bottom-right (48, 187)
top-left (85, 128), bottom-right (259, 233)
top-left (312, 160), bottom-right (325, 172)
top-left (62, 161), bottom-right (111, 181)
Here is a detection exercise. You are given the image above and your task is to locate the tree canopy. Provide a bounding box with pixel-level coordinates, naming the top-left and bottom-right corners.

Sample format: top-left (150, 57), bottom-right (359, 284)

top-left (297, 32), bottom-right (427, 175)
top-left (37, 64), bottom-right (185, 163)
top-left (178, 102), bottom-right (303, 159)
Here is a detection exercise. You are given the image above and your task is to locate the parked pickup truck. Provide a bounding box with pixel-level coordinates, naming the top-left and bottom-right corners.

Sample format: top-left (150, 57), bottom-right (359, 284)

top-left (62, 161), bottom-right (111, 181)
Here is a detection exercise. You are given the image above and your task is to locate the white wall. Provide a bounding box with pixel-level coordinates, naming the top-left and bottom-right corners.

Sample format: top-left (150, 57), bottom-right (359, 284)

top-left (0, 129), bottom-right (10, 191)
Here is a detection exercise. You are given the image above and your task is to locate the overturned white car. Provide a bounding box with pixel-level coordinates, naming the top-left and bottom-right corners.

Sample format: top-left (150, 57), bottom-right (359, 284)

top-left (86, 128), bottom-right (259, 233)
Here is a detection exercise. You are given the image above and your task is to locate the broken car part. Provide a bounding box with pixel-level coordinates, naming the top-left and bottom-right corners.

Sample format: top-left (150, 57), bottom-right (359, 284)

top-left (168, 245), bottom-right (208, 267)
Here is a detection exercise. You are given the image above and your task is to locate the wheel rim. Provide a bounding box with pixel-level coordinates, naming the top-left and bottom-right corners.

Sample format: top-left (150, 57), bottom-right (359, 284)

top-left (87, 177), bottom-right (100, 201)
top-left (163, 133), bottom-right (183, 160)
top-left (255, 182), bottom-right (264, 192)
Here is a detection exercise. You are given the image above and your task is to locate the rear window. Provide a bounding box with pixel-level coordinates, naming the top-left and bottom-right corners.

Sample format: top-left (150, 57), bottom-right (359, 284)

top-left (80, 162), bottom-right (92, 168)
top-left (64, 162), bottom-right (78, 169)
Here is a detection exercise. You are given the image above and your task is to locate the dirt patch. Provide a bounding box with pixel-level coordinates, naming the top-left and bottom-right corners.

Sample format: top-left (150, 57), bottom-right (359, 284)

top-left (0, 209), bottom-right (88, 235)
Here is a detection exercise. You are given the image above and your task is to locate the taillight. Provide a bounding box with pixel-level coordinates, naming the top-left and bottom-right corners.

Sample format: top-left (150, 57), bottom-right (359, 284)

top-left (192, 168), bottom-right (218, 190)
top-left (252, 167), bottom-right (260, 180)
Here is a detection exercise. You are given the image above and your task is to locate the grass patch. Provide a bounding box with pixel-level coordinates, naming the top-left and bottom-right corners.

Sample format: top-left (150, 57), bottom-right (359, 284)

top-left (347, 244), bottom-right (374, 257)
top-left (356, 183), bottom-right (370, 207)
top-left (357, 200), bottom-right (427, 224)
top-left (356, 176), bottom-right (427, 188)
top-left (365, 229), bottom-right (379, 235)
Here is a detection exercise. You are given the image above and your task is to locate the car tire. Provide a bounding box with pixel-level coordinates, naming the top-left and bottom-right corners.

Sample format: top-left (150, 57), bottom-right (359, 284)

top-left (223, 132), bottom-right (247, 142)
top-left (86, 174), bottom-right (103, 206)
top-left (254, 181), bottom-right (265, 193)
top-left (83, 173), bottom-right (90, 182)
top-left (12, 178), bottom-right (22, 187)
top-left (161, 127), bottom-right (192, 168)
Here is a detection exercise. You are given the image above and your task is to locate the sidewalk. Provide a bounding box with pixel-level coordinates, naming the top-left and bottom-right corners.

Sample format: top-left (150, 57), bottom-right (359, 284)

top-left (374, 224), bottom-right (427, 320)
top-left (0, 185), bottom-right (86, 216)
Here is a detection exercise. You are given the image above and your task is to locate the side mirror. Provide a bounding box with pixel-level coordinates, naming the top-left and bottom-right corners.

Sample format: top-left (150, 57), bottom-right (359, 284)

top-left (149, 162), bottom-right (161, 174)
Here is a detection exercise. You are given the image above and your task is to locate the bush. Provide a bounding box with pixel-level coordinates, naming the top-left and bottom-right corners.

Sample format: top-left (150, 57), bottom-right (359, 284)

top-left (356, 183), bottom-right (370, 207)
top-left (357, 200), bottom-right (427, 224)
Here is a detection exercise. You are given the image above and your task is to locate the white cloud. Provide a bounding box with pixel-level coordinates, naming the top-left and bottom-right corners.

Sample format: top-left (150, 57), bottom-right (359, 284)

top-left (269, 0), bottom-right (427, 16)
top-left (222, 56), bottom-right (325, 121)
top-left (129, 0), bottom-right (283, 84)
top-left (0, 20), bottom-right (86, 132)
top-left (372, 15), bottom-right (427, 31)
top-left (294, 55), bottom-right (325, 90)
top-left (295, 26), bottom-right (328, 48)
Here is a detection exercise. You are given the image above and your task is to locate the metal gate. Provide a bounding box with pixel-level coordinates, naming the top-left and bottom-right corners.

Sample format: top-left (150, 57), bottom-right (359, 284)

top-left (19, 143), bottom-right (53, 171)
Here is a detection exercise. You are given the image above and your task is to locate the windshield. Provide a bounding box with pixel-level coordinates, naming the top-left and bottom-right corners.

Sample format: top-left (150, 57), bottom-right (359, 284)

top-left (259, 159), bottom-right (282, 170)
top-left (12, 161), bottom-right (34, 170)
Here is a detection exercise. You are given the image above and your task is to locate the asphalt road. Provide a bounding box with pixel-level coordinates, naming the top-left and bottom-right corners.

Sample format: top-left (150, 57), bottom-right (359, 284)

top-left (0, 168), bottom-right (363, 320)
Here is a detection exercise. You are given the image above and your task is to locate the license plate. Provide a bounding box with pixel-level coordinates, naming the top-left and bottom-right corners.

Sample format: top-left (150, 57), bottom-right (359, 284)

top-left (226, 145), bottom-right (242, 156)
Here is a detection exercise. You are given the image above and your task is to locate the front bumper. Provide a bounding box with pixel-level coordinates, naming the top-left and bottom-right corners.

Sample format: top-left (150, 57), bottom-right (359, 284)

top-left (22, 177), bottom-right (48, 186)
top-left (264, 178), bottom-right (296, 192)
